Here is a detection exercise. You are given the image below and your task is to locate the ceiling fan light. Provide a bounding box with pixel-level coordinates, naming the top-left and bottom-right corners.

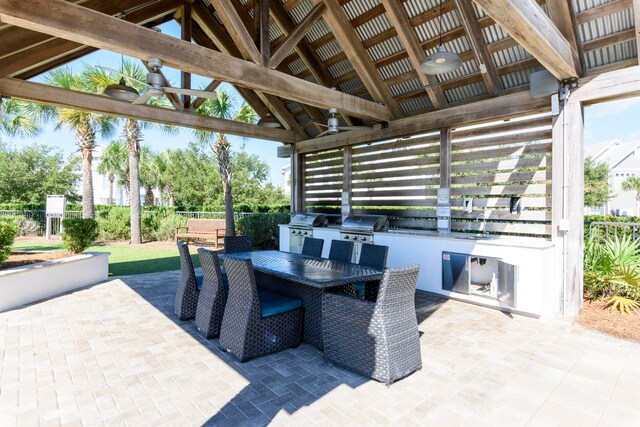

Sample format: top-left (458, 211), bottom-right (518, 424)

top-left (420, 45), bottom-right (463, 75)
top-left (104, 77), bottom-right (139, 102)
top-left (257, 113), bottom-right (282, 128)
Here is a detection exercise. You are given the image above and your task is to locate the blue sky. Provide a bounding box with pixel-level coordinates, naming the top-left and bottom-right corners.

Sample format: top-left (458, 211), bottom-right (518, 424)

top-left (7, 18), bottom-right (640, 185)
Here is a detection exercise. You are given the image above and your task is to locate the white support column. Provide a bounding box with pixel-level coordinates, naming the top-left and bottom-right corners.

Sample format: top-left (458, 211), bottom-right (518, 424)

top-left (552, 96), bottom-right (584, 315)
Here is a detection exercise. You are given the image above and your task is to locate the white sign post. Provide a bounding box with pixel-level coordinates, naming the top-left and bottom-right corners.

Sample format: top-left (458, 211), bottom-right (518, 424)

top-left (45, 195), bottom-right (65, 240)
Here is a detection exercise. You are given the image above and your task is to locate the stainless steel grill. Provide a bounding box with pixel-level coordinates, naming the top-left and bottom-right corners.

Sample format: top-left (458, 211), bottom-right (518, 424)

top-left (339, 215), bottom-right (387, 262)
top-left (289, 213), bottom-right (326, 254)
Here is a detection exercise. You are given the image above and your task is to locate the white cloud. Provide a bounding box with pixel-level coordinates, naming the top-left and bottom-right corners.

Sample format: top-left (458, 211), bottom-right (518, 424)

top-left (590, 97), bottom-right (640, 119)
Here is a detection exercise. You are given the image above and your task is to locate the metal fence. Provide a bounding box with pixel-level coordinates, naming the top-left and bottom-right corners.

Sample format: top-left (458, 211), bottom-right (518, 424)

top-left (0, 209), bottom-right (284, 236)
top-left (587, 221), bottom-right (640, 241)
top-left (0, 210), bottom-right (83, 236)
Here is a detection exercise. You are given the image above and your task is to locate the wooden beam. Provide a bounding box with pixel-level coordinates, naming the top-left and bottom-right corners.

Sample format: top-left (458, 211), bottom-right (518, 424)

top-left (259, 0), bottom-right (270, 67)
top-left (191, 79), bottom-right (222, 111)
top-left (546, 0), bottom-right (584, 75)
top-left (380, 0), bottom-right (447, 109)
top-left (0, 0), bottom-right (181, 78)
top-left (472, 0), bottom-right (579, 80)
top-left (633, 0), bottom-right (639, 64)
top-left (0, 0), bottom-right (391, 121)
top-left (0, 77), bottom-right (295, 143)
top-left (296, 89), bottom-right (550, 153)
top-left (316, 0), bottom-right (400, 118)
top-left (570, 65), bottom-right (640, 104)
top-left (576, 0), bottom-right (632, 24)
top-left (270, 2), bottom-right (325, 69)
top-left (189, 2), bottom-right (307, 138)
top-left (208, 0), bottom-right (262, 64)
top-left (454, 0), bottom-right (503, 96)
top-left (181, 1), bottom-right (192, 109)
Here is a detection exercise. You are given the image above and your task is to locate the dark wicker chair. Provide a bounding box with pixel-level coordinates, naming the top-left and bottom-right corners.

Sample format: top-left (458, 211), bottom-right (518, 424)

top-left (174, 241), bottom-right (203, 320)
top-left (301, 237), bottom-right (324, 257)
top-left (356, 243), bottom-right (389, 300)
top-left (219, 257), bottom-right (303, 362)
top-left (328, 240), bottom-right (354, 263)
top-left (224, 235), bottom-right (253, 253)
top-left (322, 264), bottom-right (422, 385)
top-left (194, 248), bottom-right (227, 339)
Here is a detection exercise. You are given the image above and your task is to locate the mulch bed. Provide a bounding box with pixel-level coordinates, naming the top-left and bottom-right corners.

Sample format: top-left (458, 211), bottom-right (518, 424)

top-left (576, 299), bottom-right (640, 343)
top-left (1, 251), bottom-right (74, 270)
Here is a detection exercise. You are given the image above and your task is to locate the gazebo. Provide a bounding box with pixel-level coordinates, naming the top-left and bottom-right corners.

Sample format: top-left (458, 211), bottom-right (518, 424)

top-left (1, 0), bottom-right (639, 315)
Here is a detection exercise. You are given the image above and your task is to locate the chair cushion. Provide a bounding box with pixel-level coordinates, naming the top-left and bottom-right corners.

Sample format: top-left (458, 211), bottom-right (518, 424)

top-left (196, 275), bottom-right (204, 291)
top-left (259, 291), bottom-right (302, 318)
top-left (354, 283), bottom-right (365, 298)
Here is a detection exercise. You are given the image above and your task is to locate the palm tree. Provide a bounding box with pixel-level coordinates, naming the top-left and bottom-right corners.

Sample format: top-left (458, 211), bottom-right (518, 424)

top-left (0, 98), bottom-right (41, 140)
top-left (621, 176), bottom-right (640, 216)
top-left (193, 89), bottom-right (257, 236)
top-left (138, 146), bottom-right (157, 206)
top-left (43, 66), bottom-right (117, 218)
top-left (97, 140), bottom-right (127, 205)
top-left (86, 60), bottom-right (176, 243)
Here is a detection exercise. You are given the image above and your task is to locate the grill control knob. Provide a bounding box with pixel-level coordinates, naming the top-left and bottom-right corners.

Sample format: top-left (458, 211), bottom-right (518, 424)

top-left (352, 236), bottom-right (358, 240)
top-left (343, 235), bottom-right (349, 239)
top-left (303, 231), bottom-right (308, 236)
top-left (361, 237), bottom-right (367, 241)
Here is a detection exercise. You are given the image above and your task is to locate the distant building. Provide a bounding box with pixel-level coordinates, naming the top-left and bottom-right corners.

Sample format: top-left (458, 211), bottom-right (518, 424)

top-left (80, 145), bottom-right (161, 206)
top-left (585, 139), bottom-right (640, 216)
top-left (282, 164), bottom-right (291, 196)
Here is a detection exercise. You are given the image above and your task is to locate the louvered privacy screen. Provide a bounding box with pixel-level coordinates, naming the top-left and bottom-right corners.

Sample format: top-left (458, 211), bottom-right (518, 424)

top-left (303, 113), bottom-right (553, 237)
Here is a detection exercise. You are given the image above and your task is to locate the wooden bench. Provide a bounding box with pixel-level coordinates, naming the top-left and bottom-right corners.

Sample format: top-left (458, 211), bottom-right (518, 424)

top-left (175, 219), bottom-right (226, 247)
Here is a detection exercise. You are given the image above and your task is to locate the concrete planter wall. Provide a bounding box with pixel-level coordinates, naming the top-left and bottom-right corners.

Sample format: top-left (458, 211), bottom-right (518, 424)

top-left (0, 252), bottom-right (109, 313)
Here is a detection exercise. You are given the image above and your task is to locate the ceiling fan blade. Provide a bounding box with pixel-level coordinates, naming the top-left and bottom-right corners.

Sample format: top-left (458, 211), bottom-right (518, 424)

top-left (131, 92), bottom-right (154, 105)
top-left (315, 130), bottom-right (332, 138)
top-left (337, 126), bottom-right (373, 131)
top-left (97, 65), bottom-right (147, 86)
top-left (163, 87), bottom-right (217, 100)
top-left (314, 122), bottom-right (329, 128)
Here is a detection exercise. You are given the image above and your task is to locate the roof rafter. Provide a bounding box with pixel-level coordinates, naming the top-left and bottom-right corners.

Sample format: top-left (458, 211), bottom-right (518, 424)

top-left (454, 0), bottom-right (503, 96)
top-left (270, 2), bottom-right (325, 69)
top-left (546, 0), bottom-right (585, 76)
top-left (472, 0), bottom-right (579, 80)
top-left (380, 0), bottom-right (448, 110)
top-left (316, 0), bottom-right (401, 119)
top-left (0, 0), bottom-right (391, 122)
top-left (208, 0), bottom-right (262, 64)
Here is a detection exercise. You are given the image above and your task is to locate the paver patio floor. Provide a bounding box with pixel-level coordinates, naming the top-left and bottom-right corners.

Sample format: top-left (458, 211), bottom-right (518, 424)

top-left (1, 269), bottom-right (639, 426)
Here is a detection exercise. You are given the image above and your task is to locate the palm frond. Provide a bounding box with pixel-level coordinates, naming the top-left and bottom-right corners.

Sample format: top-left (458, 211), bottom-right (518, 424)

top-left (605, 296), bottom-right (639, 313)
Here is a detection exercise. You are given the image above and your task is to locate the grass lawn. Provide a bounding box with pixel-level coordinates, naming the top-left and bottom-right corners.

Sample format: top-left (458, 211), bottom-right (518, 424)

top-left (12, 241), bottom-right (200, 276)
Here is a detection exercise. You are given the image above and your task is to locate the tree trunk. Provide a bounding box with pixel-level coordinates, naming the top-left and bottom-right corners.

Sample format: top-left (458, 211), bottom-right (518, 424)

top-left (214, 135), bottom-right (235, 236)
top-left (108, 174), bottom-right (114, 205)
top-left (168, 189), bottom-right (175, 207)
top-left (224, 183), bottom-right (235, 237)
top-left (145, 186), bottom-right (155, 206)
top-left (126, 119), bottom-right (142, 244)
top-left (76, 122), bottom-right (96, 219)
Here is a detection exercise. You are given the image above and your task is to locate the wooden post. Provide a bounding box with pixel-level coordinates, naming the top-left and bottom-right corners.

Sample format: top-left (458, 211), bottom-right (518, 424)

top-left (181, 1), bottom-right (193, 109)
top-left (439, 128), bottom-right (452, 232)
top-left (552, 96), bottom-right (584, 315)
top-left (342, 146), bottom-right (352, 219)
top-left (293, 152), bottom-right (306, 213)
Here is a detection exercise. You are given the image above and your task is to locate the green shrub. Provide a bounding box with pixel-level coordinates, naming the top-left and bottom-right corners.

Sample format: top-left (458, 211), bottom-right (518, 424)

top-left (584, 234), bottom-right (640, 312)
top-left (96, 207), bottom-right (130, 241)
top-left (152, 214), bottom-right (186, 241)
top-left (0, 219), bottom-right (18, 265)
top-left (237, 213), bottom-right (290, 250)
top-left (61, 218), bottom-right (98, 253)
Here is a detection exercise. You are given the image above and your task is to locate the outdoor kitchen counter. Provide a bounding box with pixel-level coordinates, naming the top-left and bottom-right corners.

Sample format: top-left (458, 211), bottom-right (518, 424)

top-left (279, 225), bottom-right (556, 316)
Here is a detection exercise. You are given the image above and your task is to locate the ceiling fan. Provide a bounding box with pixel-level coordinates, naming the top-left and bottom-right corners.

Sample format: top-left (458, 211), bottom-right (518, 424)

top-left (314, 108), bottom-right (373, 138)
top-left (100, 58), bottom-right (217, 105)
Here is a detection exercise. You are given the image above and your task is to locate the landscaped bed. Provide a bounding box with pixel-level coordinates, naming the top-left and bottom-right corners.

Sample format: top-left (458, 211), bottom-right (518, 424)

top-left (576, 299), bottom-right (640, 343)
top-left (2, 250), bottom-right (73, 269)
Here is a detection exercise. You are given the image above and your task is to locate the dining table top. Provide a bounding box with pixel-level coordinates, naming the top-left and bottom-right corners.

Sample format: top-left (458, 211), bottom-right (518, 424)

top-left (219, 250), bottom-right (384, 289)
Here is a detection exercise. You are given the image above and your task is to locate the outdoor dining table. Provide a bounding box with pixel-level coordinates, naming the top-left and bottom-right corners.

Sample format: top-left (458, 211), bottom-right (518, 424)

top-left (219, 250), bottom-right (383, 350)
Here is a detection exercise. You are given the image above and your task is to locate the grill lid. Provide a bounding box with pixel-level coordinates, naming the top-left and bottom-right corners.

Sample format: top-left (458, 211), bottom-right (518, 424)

top-left (340, 215), bottom-right (387, 233)
top-left (290, 213), bottom-right (326, 228)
